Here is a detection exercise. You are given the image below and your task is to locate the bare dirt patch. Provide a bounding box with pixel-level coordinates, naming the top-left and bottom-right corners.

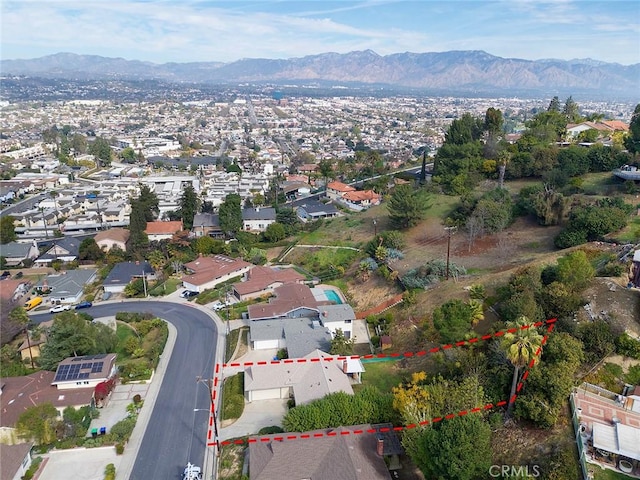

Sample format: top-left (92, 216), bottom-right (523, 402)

top-left (399, 216), bottom-right (562, 276)
top-left (577, 277), bottom-right (640, 336)
top-left (345, 274), bottom-right (401, 311)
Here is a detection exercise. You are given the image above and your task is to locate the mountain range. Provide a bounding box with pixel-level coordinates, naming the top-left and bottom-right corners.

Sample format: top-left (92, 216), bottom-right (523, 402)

top-left (2, 50), bottom-right (639, 98)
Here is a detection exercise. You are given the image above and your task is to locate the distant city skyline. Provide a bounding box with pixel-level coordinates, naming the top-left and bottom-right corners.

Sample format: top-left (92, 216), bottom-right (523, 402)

top-left (2, 0), bottom-right (639, 65)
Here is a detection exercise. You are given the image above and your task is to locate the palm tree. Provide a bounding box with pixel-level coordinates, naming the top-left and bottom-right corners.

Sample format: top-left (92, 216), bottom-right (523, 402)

top-left (502, 315), bottom-right (543, 419)
top-left (497, 150), bottom-right (511, 189)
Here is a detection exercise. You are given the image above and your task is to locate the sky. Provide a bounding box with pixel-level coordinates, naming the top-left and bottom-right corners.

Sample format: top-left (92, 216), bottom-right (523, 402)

top-left (2, 0), bottom-right (639, 65)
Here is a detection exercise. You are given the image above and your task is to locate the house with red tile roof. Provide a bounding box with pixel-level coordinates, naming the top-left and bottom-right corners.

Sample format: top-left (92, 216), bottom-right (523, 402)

top-left (232, 265), bottom-right (305, 301)
top-left (144, 220), bottom-right (183, 241)
top-left (326, 181), bottom-right (355, 201)
top-left (182, 255), bottom-right (253, 293)
top-left (246, 283), bottom-right (323, 321)
top-left (326, 181), bottom-right (381, 211)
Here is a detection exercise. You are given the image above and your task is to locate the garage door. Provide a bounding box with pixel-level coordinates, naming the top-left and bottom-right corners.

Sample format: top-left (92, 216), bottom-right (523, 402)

top-left (248, 388), bottom-right (282, 401)
top-left (253, 339), bottom-right (279, 350)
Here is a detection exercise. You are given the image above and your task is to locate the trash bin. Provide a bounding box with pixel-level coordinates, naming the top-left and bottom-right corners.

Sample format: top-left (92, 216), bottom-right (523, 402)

top-left (100, 427), bottom-right (106, 436)
top-left (91, 428), bottom-right (98, 438)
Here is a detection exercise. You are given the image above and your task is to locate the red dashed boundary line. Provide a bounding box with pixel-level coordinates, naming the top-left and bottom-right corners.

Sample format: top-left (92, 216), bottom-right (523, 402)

top-left (208, 319), bottom-right (556, 447)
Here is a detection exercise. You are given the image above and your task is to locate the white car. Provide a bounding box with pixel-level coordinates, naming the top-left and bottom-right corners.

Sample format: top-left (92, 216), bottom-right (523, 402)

top-left (211, 301), bottom-right (226, 311)
top-left (49, 304), bottom-right (71, 313)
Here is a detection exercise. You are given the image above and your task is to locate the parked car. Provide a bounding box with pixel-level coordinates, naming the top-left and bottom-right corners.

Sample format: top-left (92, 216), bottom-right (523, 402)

top-left (211, 301), bottom-right (227, 311)
top-left (180, 290), bottom-right (198, 298)
top-left (0, 271), bottom-right (10, 280)
top-left (75, 301), bottom-right (93, 310)
top-left (49, 304), bottom-right (71, 313)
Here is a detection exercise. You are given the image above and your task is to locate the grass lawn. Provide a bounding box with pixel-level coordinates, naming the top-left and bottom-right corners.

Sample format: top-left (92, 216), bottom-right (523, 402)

top-left (222, 373), bottom-right (245, 421)
top-left (579, 172), bottom-right (624, 196)
top-left (358, 360), bottom-right (405, 392)
top-left (592, 468), bottom-right (635, 480)
top-left (115, 323), bottom-right (137, 358)
top-left (148, 277), bottom-right (181, 296)
top-left (225, 327), bottom-right (248, 363)
top-left (616, 216), bottom-right (640, 242)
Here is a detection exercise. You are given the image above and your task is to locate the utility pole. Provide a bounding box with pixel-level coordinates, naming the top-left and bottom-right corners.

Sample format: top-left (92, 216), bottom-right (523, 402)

top-left (142, 271), bottom-right (148, 297)
top-left (444, 226), bottom-right (457, 280)
top-left (196, 376), bottom-right (220, 456)
top-left (39, 207), bottom-right (49, 239)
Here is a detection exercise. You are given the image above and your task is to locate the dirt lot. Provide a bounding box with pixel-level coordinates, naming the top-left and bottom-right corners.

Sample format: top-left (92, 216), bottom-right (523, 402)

top-left (577, 276), bottom-right (640, 336)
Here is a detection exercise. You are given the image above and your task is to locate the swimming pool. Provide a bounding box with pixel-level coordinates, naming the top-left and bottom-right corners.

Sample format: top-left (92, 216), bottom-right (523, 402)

top-left (324, 290), bottom-right (343, 304)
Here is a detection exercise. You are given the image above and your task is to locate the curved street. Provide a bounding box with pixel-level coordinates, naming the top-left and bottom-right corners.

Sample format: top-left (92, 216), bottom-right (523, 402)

top-left (31, 300), bottom-right (222, 480)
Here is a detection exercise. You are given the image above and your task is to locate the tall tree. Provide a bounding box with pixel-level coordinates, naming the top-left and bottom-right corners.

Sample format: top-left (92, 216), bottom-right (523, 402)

top-left (484, 107), bottom-right (504, 135)
top-left (9, 307), bottom-right (34, 369)
top-left (89, 136), bottom-right (113, 167)
top-left (136, 185), bottom-right (159, 222)
top-left (179, 184), bottom-right (200, 230)
top-left (78, 238), bottom-right (105, 262)
top-left (419, 151), bottom-right (427, 185)
top-left (496, 150), bottom-right (511, 189)
top-left (39, 312), bottom-right (118, 371)
top-left (317, 159), bottom-right (334, 190)
top-left (413, 415), bottom-right (491, 480)
top-left (563, 96), bottom-right (581, 123)
top-left (625, 103), bottom-right (640, 156)
top-left (387, 184), bottom-right (431, 229)
top-left (0, 215), bottom-right (17, 244)
top-left (128, 201), bottom-right (149, 251)
top-left (502, 315), bottom-right (544, 418)
top-left (218, 193), bottom-right (243, 236)
top-left (547, 96), bottom-right (561, 112)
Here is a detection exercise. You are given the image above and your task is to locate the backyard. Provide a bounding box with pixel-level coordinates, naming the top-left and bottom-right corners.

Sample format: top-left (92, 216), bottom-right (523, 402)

top-left (354, 359), bottom-right (405, 393)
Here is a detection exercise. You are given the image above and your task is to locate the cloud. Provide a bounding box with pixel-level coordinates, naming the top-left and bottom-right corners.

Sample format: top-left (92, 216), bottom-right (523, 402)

top-left (1, 0), bottom-right (638, 64)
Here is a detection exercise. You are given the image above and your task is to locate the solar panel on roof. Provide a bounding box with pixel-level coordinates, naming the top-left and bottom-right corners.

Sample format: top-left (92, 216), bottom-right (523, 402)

top-left (91, 362), bottom-right (104, 373)
top-left (78, 372), bottom-right (90, 379)
top-left (81, 363), bottom-right (92, 369)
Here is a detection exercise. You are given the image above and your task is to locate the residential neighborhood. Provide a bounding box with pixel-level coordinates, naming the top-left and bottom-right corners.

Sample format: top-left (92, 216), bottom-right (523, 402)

top-left (0, 64), bottom-right (639, 480)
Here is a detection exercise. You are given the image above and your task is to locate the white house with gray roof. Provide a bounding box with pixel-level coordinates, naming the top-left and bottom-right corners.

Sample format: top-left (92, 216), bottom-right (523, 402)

top-left (318, 303), bottom-right (356, 339)
top-left (244, 350), bottom-right (363, 404)
top-left (249, 317), bottom-right (332, 358)
top-left (36, 269), bottom-right (98, 305)
top-left (242, 207), bottom-right (276, 233)
top-left (0, 240), bottom-right (39, 266)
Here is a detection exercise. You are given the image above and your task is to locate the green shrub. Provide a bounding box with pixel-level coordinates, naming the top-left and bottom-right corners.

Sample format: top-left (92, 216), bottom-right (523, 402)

top-left (625, 365), bottom-right (640, 385)
top-left (105, 463), bottom-right (116, 480)
top-left (258, 426), bottom-right (284, 435)
top-left (110, 416), bottom-right (137, 443)
top-left (21, 456), bottom-right (43, 480)
top-left (115, 443), bottom-right (124, 455)
top-left (616, 333), bottom-right (640, 359)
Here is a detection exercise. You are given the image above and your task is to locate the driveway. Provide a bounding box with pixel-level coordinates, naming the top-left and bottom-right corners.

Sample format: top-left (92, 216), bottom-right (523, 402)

top-left (36, 447), bottom-right (120, 480)
top-left (219, 399), bottom-right (288, 441)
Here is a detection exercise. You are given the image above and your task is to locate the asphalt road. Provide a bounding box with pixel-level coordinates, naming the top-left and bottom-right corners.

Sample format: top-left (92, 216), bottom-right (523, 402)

top-left (31, 301), bottom-right (218, 480)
